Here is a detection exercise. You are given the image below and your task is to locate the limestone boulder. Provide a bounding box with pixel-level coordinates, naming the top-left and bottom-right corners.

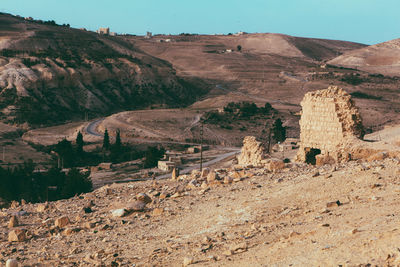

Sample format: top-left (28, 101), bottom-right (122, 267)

top-left (266, 159), bottom-right (285, 172)
top-left (55, 216), bottom-right (70, 228)
top-left (136, 193), bottom-right (152, 204)
top-left (207, 171), bottom-right (219, 183)
top-left (8, 229), bottom-right (27, 242)
top-left (127, 200), bottom-right (147, 212)
top-left (201, 168), bottom-right (210, 178)
top-left (8, 216), bottom-right (18, 228)
top-left (6, 259), bottom-right (18, 267)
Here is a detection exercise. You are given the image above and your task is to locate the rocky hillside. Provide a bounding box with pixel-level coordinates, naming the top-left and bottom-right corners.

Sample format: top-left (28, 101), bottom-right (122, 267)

top-left (1, 156), bottom-right (400, 266)
top-left (0, 13), bottom-right (208, 126)
top-left (328, 38), bottom-right (400, 76)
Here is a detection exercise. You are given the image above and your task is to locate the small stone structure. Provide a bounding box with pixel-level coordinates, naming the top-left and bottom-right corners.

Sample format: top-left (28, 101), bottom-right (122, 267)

top-left (158, 160), bottom-right (176, 172)
top-left (296, 86), bottom-right (364, 165)
top-left (237, 136), bottom-right (269, 166)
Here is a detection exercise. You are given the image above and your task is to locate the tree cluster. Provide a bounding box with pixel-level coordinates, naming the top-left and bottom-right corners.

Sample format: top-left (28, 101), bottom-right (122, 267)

top-left (0, 162), bottom-right (92, 203)
top-left (144, 146), bottom-right (165, 168)
top-left (204, 101), bottom-right (274, 124)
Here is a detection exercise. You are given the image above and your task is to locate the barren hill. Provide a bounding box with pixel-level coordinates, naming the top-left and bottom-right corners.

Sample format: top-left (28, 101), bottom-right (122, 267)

top-left (328, 38), bottom-right (400, 76)
top-left (125, 34), bottom-right (400, 132)
top-left (124, 33), bottom-right (367, 107)
top-left (0, 13), bottom-right (208, 126)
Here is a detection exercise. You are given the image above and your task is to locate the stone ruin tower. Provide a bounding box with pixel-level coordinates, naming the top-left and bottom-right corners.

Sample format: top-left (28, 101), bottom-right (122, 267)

top-left (296, 86), bottom-right (364, 165)
top-left (238, 136), bottom-right (269, 167)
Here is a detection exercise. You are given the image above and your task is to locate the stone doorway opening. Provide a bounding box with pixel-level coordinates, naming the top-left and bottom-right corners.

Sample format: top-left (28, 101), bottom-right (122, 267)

top-left (305, 148), bottom-right (321, 165)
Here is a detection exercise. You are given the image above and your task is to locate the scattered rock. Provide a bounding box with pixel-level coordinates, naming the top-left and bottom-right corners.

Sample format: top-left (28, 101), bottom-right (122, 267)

top-left (201, 168), bottom-right (210, 178)
top-left (8, 216), bottom-right (18, 228)
top-left (171, 168), bottom-right (179, 180)
top-left (191, 169), bottom-right (201, 178)
top-left (266, 159), bottom-right (285, 172)
top-left (111, 208), bottom-right (128, 217)
top-left (229, 242), bottom-right (248, 253)
top-left (223, 249), bottom-right (233, 256)
top-left (159, 192), bottom-right (169, 199)
top-left (136, 193), bottom-right (152, 204)
top-left (171, 192), bottom-right (183, 198)
top-left (152, 208), bottom-right (164, 216)
top-left (55, 216), bottom-right (70, 228)
top-left (207, 171), bottom-right (219, 183)
top-left (326, 200), bottom-right (341, 208)
top-left (183, 256), bottom-right (194, 266)
top-left (8, 229), bottom-right (27, 242)
top-left (187, 179), bottom-right (198, 189)
top-left (128, 200), bottom-right (147, 211)
top-left (6, 259), bottom-right (18, 267)
top-left (36, 203), bottom-right (49, 212)
top-left (85, 222), bottom-right (96, 229)
top-left (348, 228), bottom-right (359, 234)
top-left (224, 176), bottom-right (233, 184)
top-left (200, 182), bottom-right (208, 189)
top-left (63, 227), bottom-right (78, 236)
top-left (312, 171), bottom-right (320, 177)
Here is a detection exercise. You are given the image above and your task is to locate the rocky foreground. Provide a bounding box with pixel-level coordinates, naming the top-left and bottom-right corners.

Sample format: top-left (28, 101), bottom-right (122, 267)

top-left (1, 158), bottom-right (400, 266)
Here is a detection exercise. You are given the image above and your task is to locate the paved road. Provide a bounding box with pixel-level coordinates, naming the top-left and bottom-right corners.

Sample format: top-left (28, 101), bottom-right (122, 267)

top-left (85, 118), bottom-right (104, 137)
top-left (94, 148), bottom-right (241, 187)
top-left (85, 117), bottom-right (202, 146)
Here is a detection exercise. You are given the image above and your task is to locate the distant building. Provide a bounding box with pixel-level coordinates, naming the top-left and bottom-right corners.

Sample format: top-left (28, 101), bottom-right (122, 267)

top-left (187, 145), bottom-right (209, 154)
top-left (97, 27), bottom-right (110, 35)
top-left (110, 32), bottom-right (117, 36)
top-left (187, 147), bottom-right (200, 154)
top-left (158, 160), bottom-right (176, 172)
top-left (145, 31), bottom-right (152, 38)
top-left (235, 31), bottom-right (246, 36)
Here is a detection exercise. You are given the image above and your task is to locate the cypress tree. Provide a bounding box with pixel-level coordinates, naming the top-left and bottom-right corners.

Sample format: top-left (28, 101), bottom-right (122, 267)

top-left (115, 129), bottom-right (121, 149)
top-left (76, 131), bottom-right (84, 154)
top-left (272, 118), bottom-right (286, 143)
top-left (103, 129), bottom-right (110, 150)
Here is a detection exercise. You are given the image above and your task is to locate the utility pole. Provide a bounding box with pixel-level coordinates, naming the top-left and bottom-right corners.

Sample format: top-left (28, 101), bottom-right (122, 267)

top-left (2, 147), bottom-right (4, 162)
top-left (200, 120), bottom-right (204, 172)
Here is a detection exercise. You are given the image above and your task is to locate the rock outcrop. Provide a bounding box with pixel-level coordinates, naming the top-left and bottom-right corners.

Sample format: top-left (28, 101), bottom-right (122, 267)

top-left (238, 136), bottom-right (269, 166)
top-left (296, 86), bottom-right (364, 165)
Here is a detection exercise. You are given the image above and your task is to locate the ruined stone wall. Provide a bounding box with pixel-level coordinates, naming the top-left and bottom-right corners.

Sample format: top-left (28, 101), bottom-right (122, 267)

top-left (296, 86), bottom-right (364, 164)
top-left (238, 136), bottom-right (269, 166)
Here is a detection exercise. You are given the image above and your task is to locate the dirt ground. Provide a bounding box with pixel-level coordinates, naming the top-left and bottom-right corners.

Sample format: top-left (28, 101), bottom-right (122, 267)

top-left (2, 155), bottom-right (400, 266)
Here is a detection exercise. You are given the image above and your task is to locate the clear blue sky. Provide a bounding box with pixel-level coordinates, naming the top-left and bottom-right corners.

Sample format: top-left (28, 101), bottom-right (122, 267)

top-left (1, 0), bottom-right (399, 45)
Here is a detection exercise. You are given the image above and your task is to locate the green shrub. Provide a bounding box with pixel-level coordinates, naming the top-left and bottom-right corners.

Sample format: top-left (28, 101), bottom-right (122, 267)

top-left (350, 91), bottom-right (382, 100)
